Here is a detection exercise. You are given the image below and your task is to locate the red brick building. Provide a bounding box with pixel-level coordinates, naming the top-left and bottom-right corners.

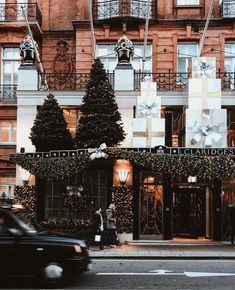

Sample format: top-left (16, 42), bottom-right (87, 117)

top-left (1, 0), bottom-right (235, 240)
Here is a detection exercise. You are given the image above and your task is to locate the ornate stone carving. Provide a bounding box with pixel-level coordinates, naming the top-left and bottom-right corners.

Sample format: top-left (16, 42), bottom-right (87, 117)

top-left (52, 40), bottom-right (74, 82)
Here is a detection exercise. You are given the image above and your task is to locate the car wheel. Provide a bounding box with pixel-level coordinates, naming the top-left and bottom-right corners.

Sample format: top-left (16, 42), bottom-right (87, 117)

top-left (40, 263), bottom-right (64, 288)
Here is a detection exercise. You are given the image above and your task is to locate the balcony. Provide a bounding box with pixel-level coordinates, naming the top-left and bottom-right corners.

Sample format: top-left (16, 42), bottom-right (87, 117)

top-left (39, 71), bottom-right (235, 93)
top-left (220, 0), bottom-right (235, 18)
top-left (92, 0), bottom-right (157, 20)
top-left (0, 2), bottom-right (42, 26)
top-left (0, 85), bottom-right (17, 103)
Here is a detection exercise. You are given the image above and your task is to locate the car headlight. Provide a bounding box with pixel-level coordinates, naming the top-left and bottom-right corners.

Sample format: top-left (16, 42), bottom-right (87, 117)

top-left (74, 245), bottom-right (82, 253)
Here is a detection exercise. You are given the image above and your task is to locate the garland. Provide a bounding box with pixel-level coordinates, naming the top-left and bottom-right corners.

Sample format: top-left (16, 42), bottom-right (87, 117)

top-left (14, 185), bottom-right (37, 224)
top-left (10, 148), bottom-right (235, 181)
top-left (111, 185), bottom-right (134, 234)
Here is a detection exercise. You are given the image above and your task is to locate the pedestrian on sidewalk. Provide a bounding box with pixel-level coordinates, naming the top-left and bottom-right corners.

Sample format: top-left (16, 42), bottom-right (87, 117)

top-left (106, 203), bottom-right (121, 247)
top-left (228, 204), bottom-right (235, 245)
top-left (89, 207), bottom-right (104, 250)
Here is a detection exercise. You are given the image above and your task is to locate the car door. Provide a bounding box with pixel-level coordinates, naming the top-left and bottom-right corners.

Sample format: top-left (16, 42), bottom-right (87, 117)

top-left (0, 209), bottom-right (40, 276)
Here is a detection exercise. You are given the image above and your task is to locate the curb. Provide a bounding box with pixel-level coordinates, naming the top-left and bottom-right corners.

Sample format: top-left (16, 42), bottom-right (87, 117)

top-left (90, 255), bottom-right (235, 260)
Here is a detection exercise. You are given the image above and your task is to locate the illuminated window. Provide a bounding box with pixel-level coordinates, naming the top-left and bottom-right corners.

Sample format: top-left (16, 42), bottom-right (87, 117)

top-left (0, 120), bottom-right (16, 144)
top-left (62, 108), bottom-right (81, 137)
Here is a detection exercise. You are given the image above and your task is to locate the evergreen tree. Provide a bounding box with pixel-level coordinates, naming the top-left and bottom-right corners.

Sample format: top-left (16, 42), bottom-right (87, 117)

top-left (75, 58), bottom-right (126, 148)
top-left (29, 93), bottom-right (74, 151)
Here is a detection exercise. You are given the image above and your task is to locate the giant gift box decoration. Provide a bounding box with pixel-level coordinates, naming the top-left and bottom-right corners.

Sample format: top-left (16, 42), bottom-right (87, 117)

top-left (132, 81), bottom-right (165, 147)
top-left (186, 57), bottom-right (227, 148)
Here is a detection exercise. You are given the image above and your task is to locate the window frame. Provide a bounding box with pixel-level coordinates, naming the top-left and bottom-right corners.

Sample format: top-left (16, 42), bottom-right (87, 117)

top-left (0, 120), bottom-right (17, 145)
top-left (96, 42), bottom-right (152, 72)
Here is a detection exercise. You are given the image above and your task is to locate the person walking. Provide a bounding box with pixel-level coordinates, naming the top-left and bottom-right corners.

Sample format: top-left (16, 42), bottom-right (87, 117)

top-left (228, 204), bottom-right (235, 245)
top-left (106, 203), bottom-right (120, 246)
top-left (89, 207), bottom-right (104, 250)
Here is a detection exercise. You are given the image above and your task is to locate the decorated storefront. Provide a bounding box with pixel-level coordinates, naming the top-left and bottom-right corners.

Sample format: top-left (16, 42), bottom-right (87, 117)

top-left (10, 145), bottom-right (235, 241)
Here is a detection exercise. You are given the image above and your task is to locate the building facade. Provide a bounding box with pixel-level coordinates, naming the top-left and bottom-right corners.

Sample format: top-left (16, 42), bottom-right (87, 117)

top-left (1, 0), bottom-right (235, 241)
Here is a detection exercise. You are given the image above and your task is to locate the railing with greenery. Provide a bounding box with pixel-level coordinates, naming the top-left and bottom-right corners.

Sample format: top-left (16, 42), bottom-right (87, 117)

top-left (92, 0), bottom-right (156, 20)
top-left (0, 2), bottom-right (42, 25)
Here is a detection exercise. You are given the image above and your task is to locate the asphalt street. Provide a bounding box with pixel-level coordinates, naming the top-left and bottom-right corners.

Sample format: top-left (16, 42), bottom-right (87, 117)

top-left (1, 259), bottom-right (235, 289)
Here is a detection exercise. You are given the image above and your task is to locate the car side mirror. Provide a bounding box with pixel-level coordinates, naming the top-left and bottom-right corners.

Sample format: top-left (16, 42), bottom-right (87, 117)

top-left (8, 228), bottom-right (23, 237)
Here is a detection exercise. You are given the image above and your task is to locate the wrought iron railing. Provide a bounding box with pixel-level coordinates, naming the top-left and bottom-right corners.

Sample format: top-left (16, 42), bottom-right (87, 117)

top-left (93, 0), bottom-right (156, 20)
top-left (220, 0), bottom-right (235, 18)
top-left (134, 71), bottom-right (190, 91)
top-left (38, 71), bottom-right (235, 92)
top-left (38, 72), bottom-right (115, 91)
top-left (0, 2), bottom-right (42, 25)
top-left (0, 85), bottom-right (17, 101)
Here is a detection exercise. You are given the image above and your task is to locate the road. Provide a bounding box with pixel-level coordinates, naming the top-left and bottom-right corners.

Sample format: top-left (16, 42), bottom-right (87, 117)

top-left (1, 259), bottom-right (235, 289)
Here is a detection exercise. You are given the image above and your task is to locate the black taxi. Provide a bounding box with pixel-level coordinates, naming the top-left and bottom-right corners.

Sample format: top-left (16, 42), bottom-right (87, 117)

top-left (0, 208), bottom-right (91, 286)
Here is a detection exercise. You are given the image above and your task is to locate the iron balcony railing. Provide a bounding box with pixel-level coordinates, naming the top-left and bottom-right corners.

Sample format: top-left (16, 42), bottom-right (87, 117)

top-left (220, 0), bottom-right (235, 18)
top-left (38, 72), bottom-right (115, 91)
top-left (38, 71), bottom-right (235, 92)
top-left (93, 0), bottom-right (156, 20)
top-left (0, 85), bottom-right (17, 102)
top-left (0, 2), bottom-right (42, 26)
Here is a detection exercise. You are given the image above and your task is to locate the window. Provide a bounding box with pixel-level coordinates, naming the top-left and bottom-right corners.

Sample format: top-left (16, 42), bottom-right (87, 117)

top-left (224, 42), bottom-right (235, 72)
top-left (84, 170), bottom-right (108, 209)
top-left (177, 42), bottom-right (198, 73)
top-left (96, 43), bottom-right (152, 72)
top-left (224, 42), bottom-right (235, 89)
top-left (177, 0), bottom-right (199, 5)
top-left (0, 120), bottom-right (16, 144)
top-left (0, 0), bottom-right (5, 21)
top-left (62, 108), bottom-right (81, 137)
top-left (17, 0), bottom-right (28, 21)
top-left (0, 175), bottom-right (15, 198)
top-left (2, 47), bottom-right (21, 86)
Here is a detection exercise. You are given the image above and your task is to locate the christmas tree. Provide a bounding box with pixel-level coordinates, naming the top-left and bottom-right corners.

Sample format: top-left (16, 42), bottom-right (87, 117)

top-left (75, 58), bottom-right (126, 148)
top-left (29, 93), bottom-right (74, 151)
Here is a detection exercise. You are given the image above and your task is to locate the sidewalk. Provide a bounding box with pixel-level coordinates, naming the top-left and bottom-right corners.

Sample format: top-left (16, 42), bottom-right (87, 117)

top-left (88, 240), bottom-right (235, 259)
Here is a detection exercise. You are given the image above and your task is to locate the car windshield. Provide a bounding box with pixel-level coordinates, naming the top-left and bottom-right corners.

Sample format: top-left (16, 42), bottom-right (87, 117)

top-left (19, 220), bottom-right (37, 234)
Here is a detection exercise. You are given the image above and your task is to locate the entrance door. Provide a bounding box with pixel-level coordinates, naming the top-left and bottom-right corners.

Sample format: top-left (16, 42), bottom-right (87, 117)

top-left (139, 183), bottom-right (163, 239)
top-left (173, 188), bottom-right (205, 239)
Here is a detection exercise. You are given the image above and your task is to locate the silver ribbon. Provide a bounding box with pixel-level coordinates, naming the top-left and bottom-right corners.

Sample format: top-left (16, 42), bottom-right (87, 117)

top-left (190, 110), bottom-right (222, 148)
top-left (138, 101), bottom-right (159, 117)
top-left (89, 143), bottom-right (108, 160)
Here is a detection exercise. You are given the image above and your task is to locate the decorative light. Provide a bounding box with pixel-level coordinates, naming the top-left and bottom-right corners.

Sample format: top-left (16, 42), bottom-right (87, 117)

top-left (188, 176), bottom-right (197, 183)
top-left (19, 167), bottom-right (31, 185)
top-left (118, 169), bottom-right (129, 185)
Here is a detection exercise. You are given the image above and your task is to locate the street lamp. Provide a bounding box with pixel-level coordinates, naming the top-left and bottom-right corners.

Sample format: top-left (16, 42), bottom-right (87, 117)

top-left (19, 167), bottom-right (31, 185)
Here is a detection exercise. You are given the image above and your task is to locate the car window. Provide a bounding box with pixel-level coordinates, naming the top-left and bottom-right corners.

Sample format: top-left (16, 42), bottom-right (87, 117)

top-left (0, 212), bottom-right (20, 236)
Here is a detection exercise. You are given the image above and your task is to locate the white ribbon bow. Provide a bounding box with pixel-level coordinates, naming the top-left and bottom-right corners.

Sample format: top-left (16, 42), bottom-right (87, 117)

top-left (190, 110), bottom-right (222, 148)
top-left (89, 143), bottom-right (108, 160)
top-left (138, 101), bottom-right (159, 117)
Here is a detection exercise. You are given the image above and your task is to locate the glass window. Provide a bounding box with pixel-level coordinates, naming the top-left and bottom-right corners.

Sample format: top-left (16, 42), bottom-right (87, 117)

top-left (0, 176), bottom-right (15, 198)
top-left (84, 170), bottom-right (108, 209)
top-left (177, 42), bottom-right (198, 73)
top-left (177, 0), bottom-right (199, 5)
top-left (17, 0), bottom-right (28, 21)
top-left (0, 0), bottom-right (5, 21)
top-left (96, 43), bottom-right (152, 72)
top-left (0, 120), bottom-right (16, 144)
top-left (224, 42), bottom-right (235, 72)
top-left (62, 108), bottom-right (81, 137)
top-left (2, 48), bottom-right (21, 85)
